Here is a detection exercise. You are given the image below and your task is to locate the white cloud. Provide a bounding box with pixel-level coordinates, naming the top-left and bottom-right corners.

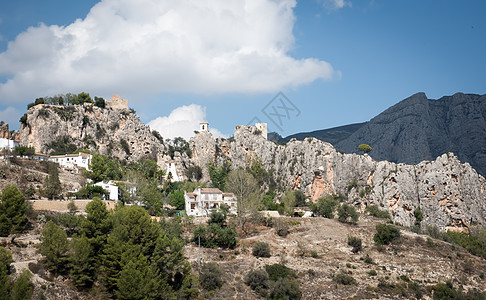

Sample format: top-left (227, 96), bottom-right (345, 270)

top-left (0, 106), bottom-right (21, 129)
top-left (320, 0), bottom-right (351, 10)
top-left (148, 104), bottom-right (227, 140)
top-left (0, 0), bottom-right (337, 104)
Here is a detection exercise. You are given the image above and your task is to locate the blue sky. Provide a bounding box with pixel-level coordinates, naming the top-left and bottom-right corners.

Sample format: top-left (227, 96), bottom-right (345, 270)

top-left (0, 0), bottom-right (485, 139)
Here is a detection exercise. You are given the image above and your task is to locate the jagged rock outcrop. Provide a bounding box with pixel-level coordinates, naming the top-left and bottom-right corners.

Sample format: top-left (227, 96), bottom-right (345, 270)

top-left (16, 101), bottom-right (486, 231)
top-left (191, 125), bottom-right (486, 231)
top-left (279, 92), bottom-right (486, 177)
top-left (0, 122), bottom-right (21, 142)
top-left (17, 103), bottom-right (191, 173)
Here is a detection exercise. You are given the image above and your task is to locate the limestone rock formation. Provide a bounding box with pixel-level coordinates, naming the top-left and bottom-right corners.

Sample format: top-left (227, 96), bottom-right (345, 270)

top-left (18, 103), bottom-right (186, 172)
top-left (279, 92), bottom-right (486, 177)
top-left (191, 125), bottom-right (486, 231)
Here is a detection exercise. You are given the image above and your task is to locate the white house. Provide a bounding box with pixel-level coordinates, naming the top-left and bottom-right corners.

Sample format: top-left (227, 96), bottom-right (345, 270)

top-left (184, 187), bottom-right (237, 217)
top-left (48, 152), bottom-right (92, 172)
top-left (94, 181), bottom-right (119, 201)
top-left (166, 160), bottom-right (182, 182)
top-left (0, 138), bottom-right (19, 151)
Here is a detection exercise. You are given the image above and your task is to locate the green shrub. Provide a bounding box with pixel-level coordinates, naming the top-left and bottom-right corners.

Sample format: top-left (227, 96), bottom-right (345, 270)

top-left (347, 236), bottom-right (362, 253)
top-left (200, 262), bottom-right (224, 291)
top-left (252, 242), bottom-right (271, 258)
top-left (192, 224), bottom-right (237, 249)
top-left (245, 269), bottom-right (269, 296)
top-left (363, 254), bottom-right (374, 264)
top-left (312, 195), bottom-right (339, 218)
top-left (374, 224), bottom-right (401, 246)
top-left (273, 219), bottom-right (289, 237)
top-left (333, 273), bottom-right (356, 285)
top-left (365, 205), bottom-right (391, 220)
top-left (444, 229), bottom-right (486, 259)
top-left (269, 278), bottom-right (301, 300)
top-left (337, 204), bottom-right (359, 224)
top-left (265, 264), bottom-right (295, 282)
top-left (358, 144), bottom-right (372, 153)
top-left (120, 138), bottom-right (130, 155)
top-left (369, 270), bottom-right (377, 276)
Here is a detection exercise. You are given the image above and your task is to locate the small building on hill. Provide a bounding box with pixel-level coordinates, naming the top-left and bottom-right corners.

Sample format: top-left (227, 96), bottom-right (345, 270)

top-left (0, 138), bottom-right (19, 151)
top-left (184, 187), bottom-right (237, 217)
top-left (94, 181), bottom-right (120, 201)
top-left (48, 152), bottom-right (92, 172)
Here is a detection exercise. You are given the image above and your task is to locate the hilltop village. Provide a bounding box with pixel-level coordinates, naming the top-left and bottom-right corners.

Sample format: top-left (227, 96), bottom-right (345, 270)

top-left (0, 94), bottom-right (485, 299)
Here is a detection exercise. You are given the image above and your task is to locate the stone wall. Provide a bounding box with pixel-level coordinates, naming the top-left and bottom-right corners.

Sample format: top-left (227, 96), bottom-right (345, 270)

top-left (107, 95), bottom-right (129, 110)
top-left (29, 200), bottom-right (117, 212)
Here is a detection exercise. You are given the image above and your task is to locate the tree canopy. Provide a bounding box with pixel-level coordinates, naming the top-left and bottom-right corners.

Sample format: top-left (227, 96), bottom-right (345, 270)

top-left (358, 144), bottom-right (372, 153)
top-left (0, 185), bottom-right (28, 236)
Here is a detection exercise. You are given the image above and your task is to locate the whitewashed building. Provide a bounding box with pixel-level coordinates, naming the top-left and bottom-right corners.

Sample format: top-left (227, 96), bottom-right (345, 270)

top-left (184, 188), bottom-right (237, 217)
top-left (94, 181), bottom-right (119, 201)
top-left (0, 138), bottom-right (19, 151)
top-left (49, 152), bottom-right (92, 172)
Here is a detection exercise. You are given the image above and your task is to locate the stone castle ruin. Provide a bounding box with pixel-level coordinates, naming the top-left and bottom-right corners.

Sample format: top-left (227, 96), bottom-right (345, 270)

top-left (107, 95), bottom-right (128, 110)
top-left (235, 123), bottom-right (268, 140)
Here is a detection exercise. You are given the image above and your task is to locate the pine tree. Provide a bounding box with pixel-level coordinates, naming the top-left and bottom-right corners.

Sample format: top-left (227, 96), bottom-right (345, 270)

top-left (43, 162), bottom-right (61, 199)
top-left (10, 269), bottom-right (34, 300)
top-left (70, 235), bottom-right (95, 287)
top-left (0, 247), bottom-right (12, 300)
top-left (0, 185), bottom-right (28, 236)
top-left (39, 221), bottom-right (68, 273)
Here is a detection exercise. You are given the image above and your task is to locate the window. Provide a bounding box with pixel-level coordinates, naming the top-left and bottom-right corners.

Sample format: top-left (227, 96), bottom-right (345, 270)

top-left (191, 203), bottom-right (195, 209)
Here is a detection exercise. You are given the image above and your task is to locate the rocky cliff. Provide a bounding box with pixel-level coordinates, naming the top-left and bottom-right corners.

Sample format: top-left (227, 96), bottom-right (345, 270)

top-left (279, 92), bottom-right (486, 177)
top-left (18, 103), bottom-right (190, 175)
top-left (191, 125), bottom-right (486, 231)
top-left (16, 101), bottom-right (486, 231)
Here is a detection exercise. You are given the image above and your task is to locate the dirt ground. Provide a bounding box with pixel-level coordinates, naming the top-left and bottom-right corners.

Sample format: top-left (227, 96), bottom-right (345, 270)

top-left (1, 213), bottom-right (485, 299)
top-left (185, 216), bottom-right (486, 299)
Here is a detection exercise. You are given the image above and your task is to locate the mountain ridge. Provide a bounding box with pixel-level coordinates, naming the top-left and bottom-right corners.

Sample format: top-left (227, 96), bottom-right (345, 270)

top-left (273, 92), bottom-right (486, 176)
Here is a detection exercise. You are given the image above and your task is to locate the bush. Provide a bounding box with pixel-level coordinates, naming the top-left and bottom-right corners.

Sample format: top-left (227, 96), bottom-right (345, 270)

top-left (273, 219), bottom-right (289, 237)
top-left (269, 278), bottom-right (301, 300)
top-left (333, 273), bottom-right (356, 285)
top-left (200, 262), bottom-right (224, 291)
top-left (265, 264), bottom-right (295, 282)
top-left (245, 269), bottom-right (269, 296)
top-left (365, 205), bottom-right (391, 220)
top-left (358, 144), bottom-right (372, 153)
top-left (252, 242), bottom-right (271, 258)
top-left (445, 229), bottom-right (486, 259)
top-left (363, 254), bottom-right (374, 264)
top-left (337, 204), bottom-right (359, 224)
top-left (374, 224), bottom-right (401, 246)
top-left (347, 236), bottom-right (362, 253)
top-left (193, 224), bottom-right (237, 249)
top-left (312, 195), bottom-right (339, 218)
top-left (369, 270), bottom-right (377, 276)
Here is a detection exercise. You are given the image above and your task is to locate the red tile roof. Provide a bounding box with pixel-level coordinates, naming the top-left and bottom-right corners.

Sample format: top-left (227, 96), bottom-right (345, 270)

top-left (200, 188), bottom-right (222, 194)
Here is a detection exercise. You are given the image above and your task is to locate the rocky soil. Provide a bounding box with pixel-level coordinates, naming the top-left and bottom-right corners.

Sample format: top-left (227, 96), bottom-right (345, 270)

top-left (186, 215), bottom-right (486, 299)
top-left (0, 158), bottom-right (84, 199)
top-left (3, 214), bottom-right (485, 300)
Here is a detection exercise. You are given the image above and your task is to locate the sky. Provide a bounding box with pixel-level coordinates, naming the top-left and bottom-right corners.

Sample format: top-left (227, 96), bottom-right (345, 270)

top-left (0, 0), bottom-right (485, 139)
